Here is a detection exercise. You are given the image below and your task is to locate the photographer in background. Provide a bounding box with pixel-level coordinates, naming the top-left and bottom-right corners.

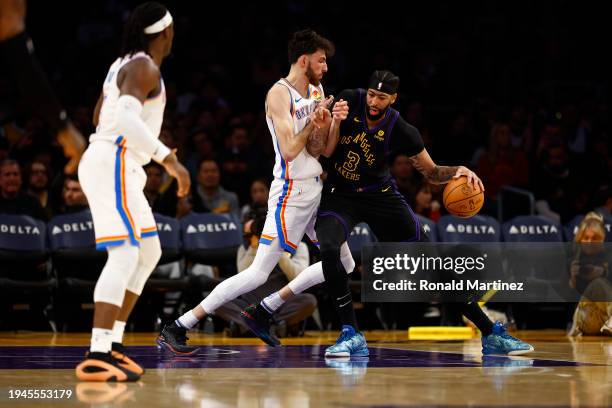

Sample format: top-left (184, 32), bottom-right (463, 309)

top-left (568, 212), bottom-right (611, 336)
top-left (215, 204), bottom-right (317, 337)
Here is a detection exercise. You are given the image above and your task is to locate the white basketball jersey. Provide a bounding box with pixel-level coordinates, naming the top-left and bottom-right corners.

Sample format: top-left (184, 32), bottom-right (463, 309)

top-left (266, 78), bottom-right (324, 180)
top-left (90, 51), bottom-right (166, 165)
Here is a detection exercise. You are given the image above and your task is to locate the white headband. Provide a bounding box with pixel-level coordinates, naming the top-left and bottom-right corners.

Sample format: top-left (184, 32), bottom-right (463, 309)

top-left (143, 11), bottom-right (173, 34)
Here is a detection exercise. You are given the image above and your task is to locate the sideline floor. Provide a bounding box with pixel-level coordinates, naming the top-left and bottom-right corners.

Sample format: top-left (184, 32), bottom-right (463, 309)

top-left (0, 330), bottom-right (610, 407)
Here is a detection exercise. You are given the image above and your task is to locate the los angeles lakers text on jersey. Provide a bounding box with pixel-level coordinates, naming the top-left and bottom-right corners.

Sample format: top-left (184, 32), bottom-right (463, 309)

top-left (328, 98), bottom-right (400, 188)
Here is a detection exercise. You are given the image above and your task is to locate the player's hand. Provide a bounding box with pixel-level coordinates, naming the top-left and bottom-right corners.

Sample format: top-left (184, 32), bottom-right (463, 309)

top-left (332, 99), bottom-right (349, 122)
top-left (310, 105), bottom-right (331, 129)
top-left (163, 150), bottom-right (191, 197)
top-left (319, 95), bottom-right (334, 110)
top-left (452, 166), bottom-right (484, 192)
top-left (57, 123), bottom-right (86, 175)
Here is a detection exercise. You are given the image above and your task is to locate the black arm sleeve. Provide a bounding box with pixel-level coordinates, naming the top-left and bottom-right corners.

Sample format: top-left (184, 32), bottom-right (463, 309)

top-left (0, 32), bottom-right (68, 132)
top-left (388, 116), bottom-right (425, 157)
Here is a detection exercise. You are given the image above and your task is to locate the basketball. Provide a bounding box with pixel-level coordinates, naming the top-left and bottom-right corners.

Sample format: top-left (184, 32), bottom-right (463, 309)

top-left (443, 176), bottom-right (484, 218)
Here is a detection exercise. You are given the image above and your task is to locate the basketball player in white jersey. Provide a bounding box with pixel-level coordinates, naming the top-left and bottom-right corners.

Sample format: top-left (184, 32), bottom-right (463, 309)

top-left (157, 29), bottom-right (354, 352)
top-left (76, 3), bottom-right (190, 382)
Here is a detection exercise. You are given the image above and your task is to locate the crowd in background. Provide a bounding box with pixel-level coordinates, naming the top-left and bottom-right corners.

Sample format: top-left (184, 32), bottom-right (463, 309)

top-left (0, 1), bottom-right (610, 332)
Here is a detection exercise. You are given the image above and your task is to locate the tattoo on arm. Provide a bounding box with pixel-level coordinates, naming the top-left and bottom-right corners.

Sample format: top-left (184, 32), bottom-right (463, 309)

top-left (306, 127), bottom-right (327, 157)
top-left (409, 156), bottom-right (458, 184)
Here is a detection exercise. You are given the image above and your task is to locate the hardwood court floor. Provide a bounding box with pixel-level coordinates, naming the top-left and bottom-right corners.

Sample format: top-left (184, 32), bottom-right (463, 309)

top-left (0, 330), bottom-right (610, 407)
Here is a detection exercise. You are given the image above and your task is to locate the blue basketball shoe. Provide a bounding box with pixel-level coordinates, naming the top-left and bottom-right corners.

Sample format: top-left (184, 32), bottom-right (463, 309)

top-left (325, 325), bottom-right (369, 357)
top-left (482, 321), bottom-right (534, 356)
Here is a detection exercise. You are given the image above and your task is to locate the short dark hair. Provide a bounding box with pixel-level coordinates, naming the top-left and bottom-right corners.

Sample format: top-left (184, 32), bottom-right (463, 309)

top-left (287, 29), bottom-right (335, 65)
top-left (64, 174), bottom-right (80, 183)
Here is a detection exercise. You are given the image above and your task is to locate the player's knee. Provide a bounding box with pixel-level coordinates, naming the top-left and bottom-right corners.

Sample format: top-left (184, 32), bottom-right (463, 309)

top-left (126, 237), bottom-right (162, 295)
top-left (93, 244), bottom-right (140, 306)
top-left (141, 237), bottom-right (162, 270)
top-left (341, 252), bottom-right (356, 274)
top-left (340, 242), bottom-right (356, 273)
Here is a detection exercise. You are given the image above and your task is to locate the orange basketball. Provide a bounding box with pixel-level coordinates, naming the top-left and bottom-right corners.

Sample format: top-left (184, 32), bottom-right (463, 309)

top-left (443, 176), bottom-right (484, 218)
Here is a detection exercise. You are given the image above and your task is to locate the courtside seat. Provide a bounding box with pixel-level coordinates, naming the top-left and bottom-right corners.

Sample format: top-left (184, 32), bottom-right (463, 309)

top-left (0, 214), bottom-right (52, 329)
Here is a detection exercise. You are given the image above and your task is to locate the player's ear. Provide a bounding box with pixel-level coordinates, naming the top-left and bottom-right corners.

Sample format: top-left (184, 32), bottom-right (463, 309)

top-left (298, 54), bottom-right (307, 68)
top-left (390, 93), bottom-right (398, 104)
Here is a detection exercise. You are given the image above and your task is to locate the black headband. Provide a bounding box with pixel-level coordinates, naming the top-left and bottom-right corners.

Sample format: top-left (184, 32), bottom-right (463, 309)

top-left (368, 70), bottom-right (399, 94)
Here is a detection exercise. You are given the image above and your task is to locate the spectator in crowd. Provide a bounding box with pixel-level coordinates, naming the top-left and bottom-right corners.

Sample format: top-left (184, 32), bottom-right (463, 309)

top-left (215, 204), bottom-right (317, 337)
top-left (143, 162), bottom-right (168, 212)
top-left (24, 160), bottom-right (52, 218)
top-left (185, 128), bottom-right (215, 180)
top-left (476, 122), bottom-right (529, 203)
top-left (390, 153), bottom-right (415, 200)
top-left (568, 212), bottom-right (611, 336)
top-left (220, 124), bottom-right (265, 204)
top-left (0, 158), bottom-right (47, 220)
top-left (58, 174), bottom-right (88, 214)
top-left (240, 178), bottom-right (269, 221)
top-left (192, 159), bottom-right (240, 218)
top-left (407, 177), bottom-right (441, 221)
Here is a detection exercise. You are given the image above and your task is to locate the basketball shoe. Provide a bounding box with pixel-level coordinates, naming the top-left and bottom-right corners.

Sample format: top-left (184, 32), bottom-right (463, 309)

top-left (482, 321), bottom-right (534, 355)
top-left (325, 325), bottom-right (369, 357)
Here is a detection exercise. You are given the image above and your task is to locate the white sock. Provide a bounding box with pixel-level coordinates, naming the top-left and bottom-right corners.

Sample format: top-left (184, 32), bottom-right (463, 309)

top-left (176, 310), bottom-right (200, 330)
top-left (90, 328), bottom-right (114, 353)
top-left (111, 321), bottom-right (126, 345)
top-left (261, 292), bottom-right (285, 313)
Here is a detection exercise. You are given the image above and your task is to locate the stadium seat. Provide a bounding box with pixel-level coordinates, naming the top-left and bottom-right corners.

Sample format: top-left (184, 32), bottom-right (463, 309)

top-left (436, 214), bottom-right (501, 242)
top-left (0, 214), bottom-right (52, 330)
top-left (47, 210), bottom-right (105, 330)
top-left (502, 216), bottom-right (570, 329)
top-left (502, 215), bottom-right (564, 242)
top-left (415, 214), bottom-right (437, 242)
top-left (347, 222), bottom-right (376, 264)
top-left (180, 212), bottom-right (242, 265)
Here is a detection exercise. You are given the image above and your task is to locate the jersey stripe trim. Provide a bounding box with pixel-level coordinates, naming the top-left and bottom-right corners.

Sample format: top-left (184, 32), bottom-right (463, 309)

top-left (274, 178), bottom-right (298, 254)
top-left (114, 135), bottom-right (141, 247)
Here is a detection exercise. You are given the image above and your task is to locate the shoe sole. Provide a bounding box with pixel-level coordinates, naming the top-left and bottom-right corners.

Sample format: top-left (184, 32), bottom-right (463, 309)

top-left (240, 312), bottom-right (280, 347)
top-left (324, 348), bottom-right (369, 358)
top-left (75, 359), bottom-right (140, 382)
top-left (111, 351), bottom-right (145, 375)
top-left (155, 337), bottom-right (200, 356)
top-left (483, 345), bottom-right (535, 356)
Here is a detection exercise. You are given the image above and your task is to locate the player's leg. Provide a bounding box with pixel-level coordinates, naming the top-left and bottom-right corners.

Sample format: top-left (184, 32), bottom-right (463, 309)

top-left (75, 143), bottom-right (143, 381)
top-left (107, 197), bottom-right (161, 375)
top-left (315, 213), bottom-right (368, 357)
top-left (370, 188), bottom-right (533, 355)
top-left (157, 235), bottom-right (284, 353)
top-left (241, 242), bottom-right (355, 343)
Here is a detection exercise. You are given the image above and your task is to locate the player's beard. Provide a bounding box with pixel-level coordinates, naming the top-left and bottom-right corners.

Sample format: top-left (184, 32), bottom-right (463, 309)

top-left (366, 104), bottom-right (388, 121)
top-left (306, 61), bottom-right (320, 86)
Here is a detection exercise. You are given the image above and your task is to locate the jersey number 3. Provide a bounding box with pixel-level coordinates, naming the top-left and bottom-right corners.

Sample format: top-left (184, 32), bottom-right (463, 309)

top-left (342, 151), bottom-right (360, 172)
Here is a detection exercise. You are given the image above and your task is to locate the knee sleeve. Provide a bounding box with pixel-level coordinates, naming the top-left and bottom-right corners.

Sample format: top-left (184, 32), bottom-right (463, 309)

top-left (125, 236), bottom-right (162, 296)
top-left (340, 242), bottom-right (355, 274)
top-left (93, 244), bottom-right (140, 306)
top-left (200, 239), bottom-right (282, 313)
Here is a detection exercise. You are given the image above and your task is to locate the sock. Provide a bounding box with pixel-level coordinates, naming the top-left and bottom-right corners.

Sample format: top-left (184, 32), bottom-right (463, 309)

top-left (462, 302), bottom-right (494, 336)
top-left (176, 310), bottom-right (199, 330)
top-left (261, 292), bottom-right (284, 313)
top-left (90, 328), bottom-right (113, 353)
top-left (111, 321), bottom-right (126, 345)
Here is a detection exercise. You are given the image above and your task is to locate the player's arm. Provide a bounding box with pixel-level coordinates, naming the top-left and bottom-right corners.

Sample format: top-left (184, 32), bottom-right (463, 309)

top-left (321, 89), bottom-right (358, 157)
top-left (267, 85), bottom-right (328, 162)
top-left (0, 0), bottom-right (85, 175)
top-left (409, 149), bottom-right (484, 191)
top-left (117, 59), bottom-right (190, 196)
top-left (391, 119), bottom-right (484, 191)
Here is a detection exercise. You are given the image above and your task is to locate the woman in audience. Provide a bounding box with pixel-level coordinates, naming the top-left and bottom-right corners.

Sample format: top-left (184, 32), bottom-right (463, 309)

top-left (568, 212), bottom-right (611, 336)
